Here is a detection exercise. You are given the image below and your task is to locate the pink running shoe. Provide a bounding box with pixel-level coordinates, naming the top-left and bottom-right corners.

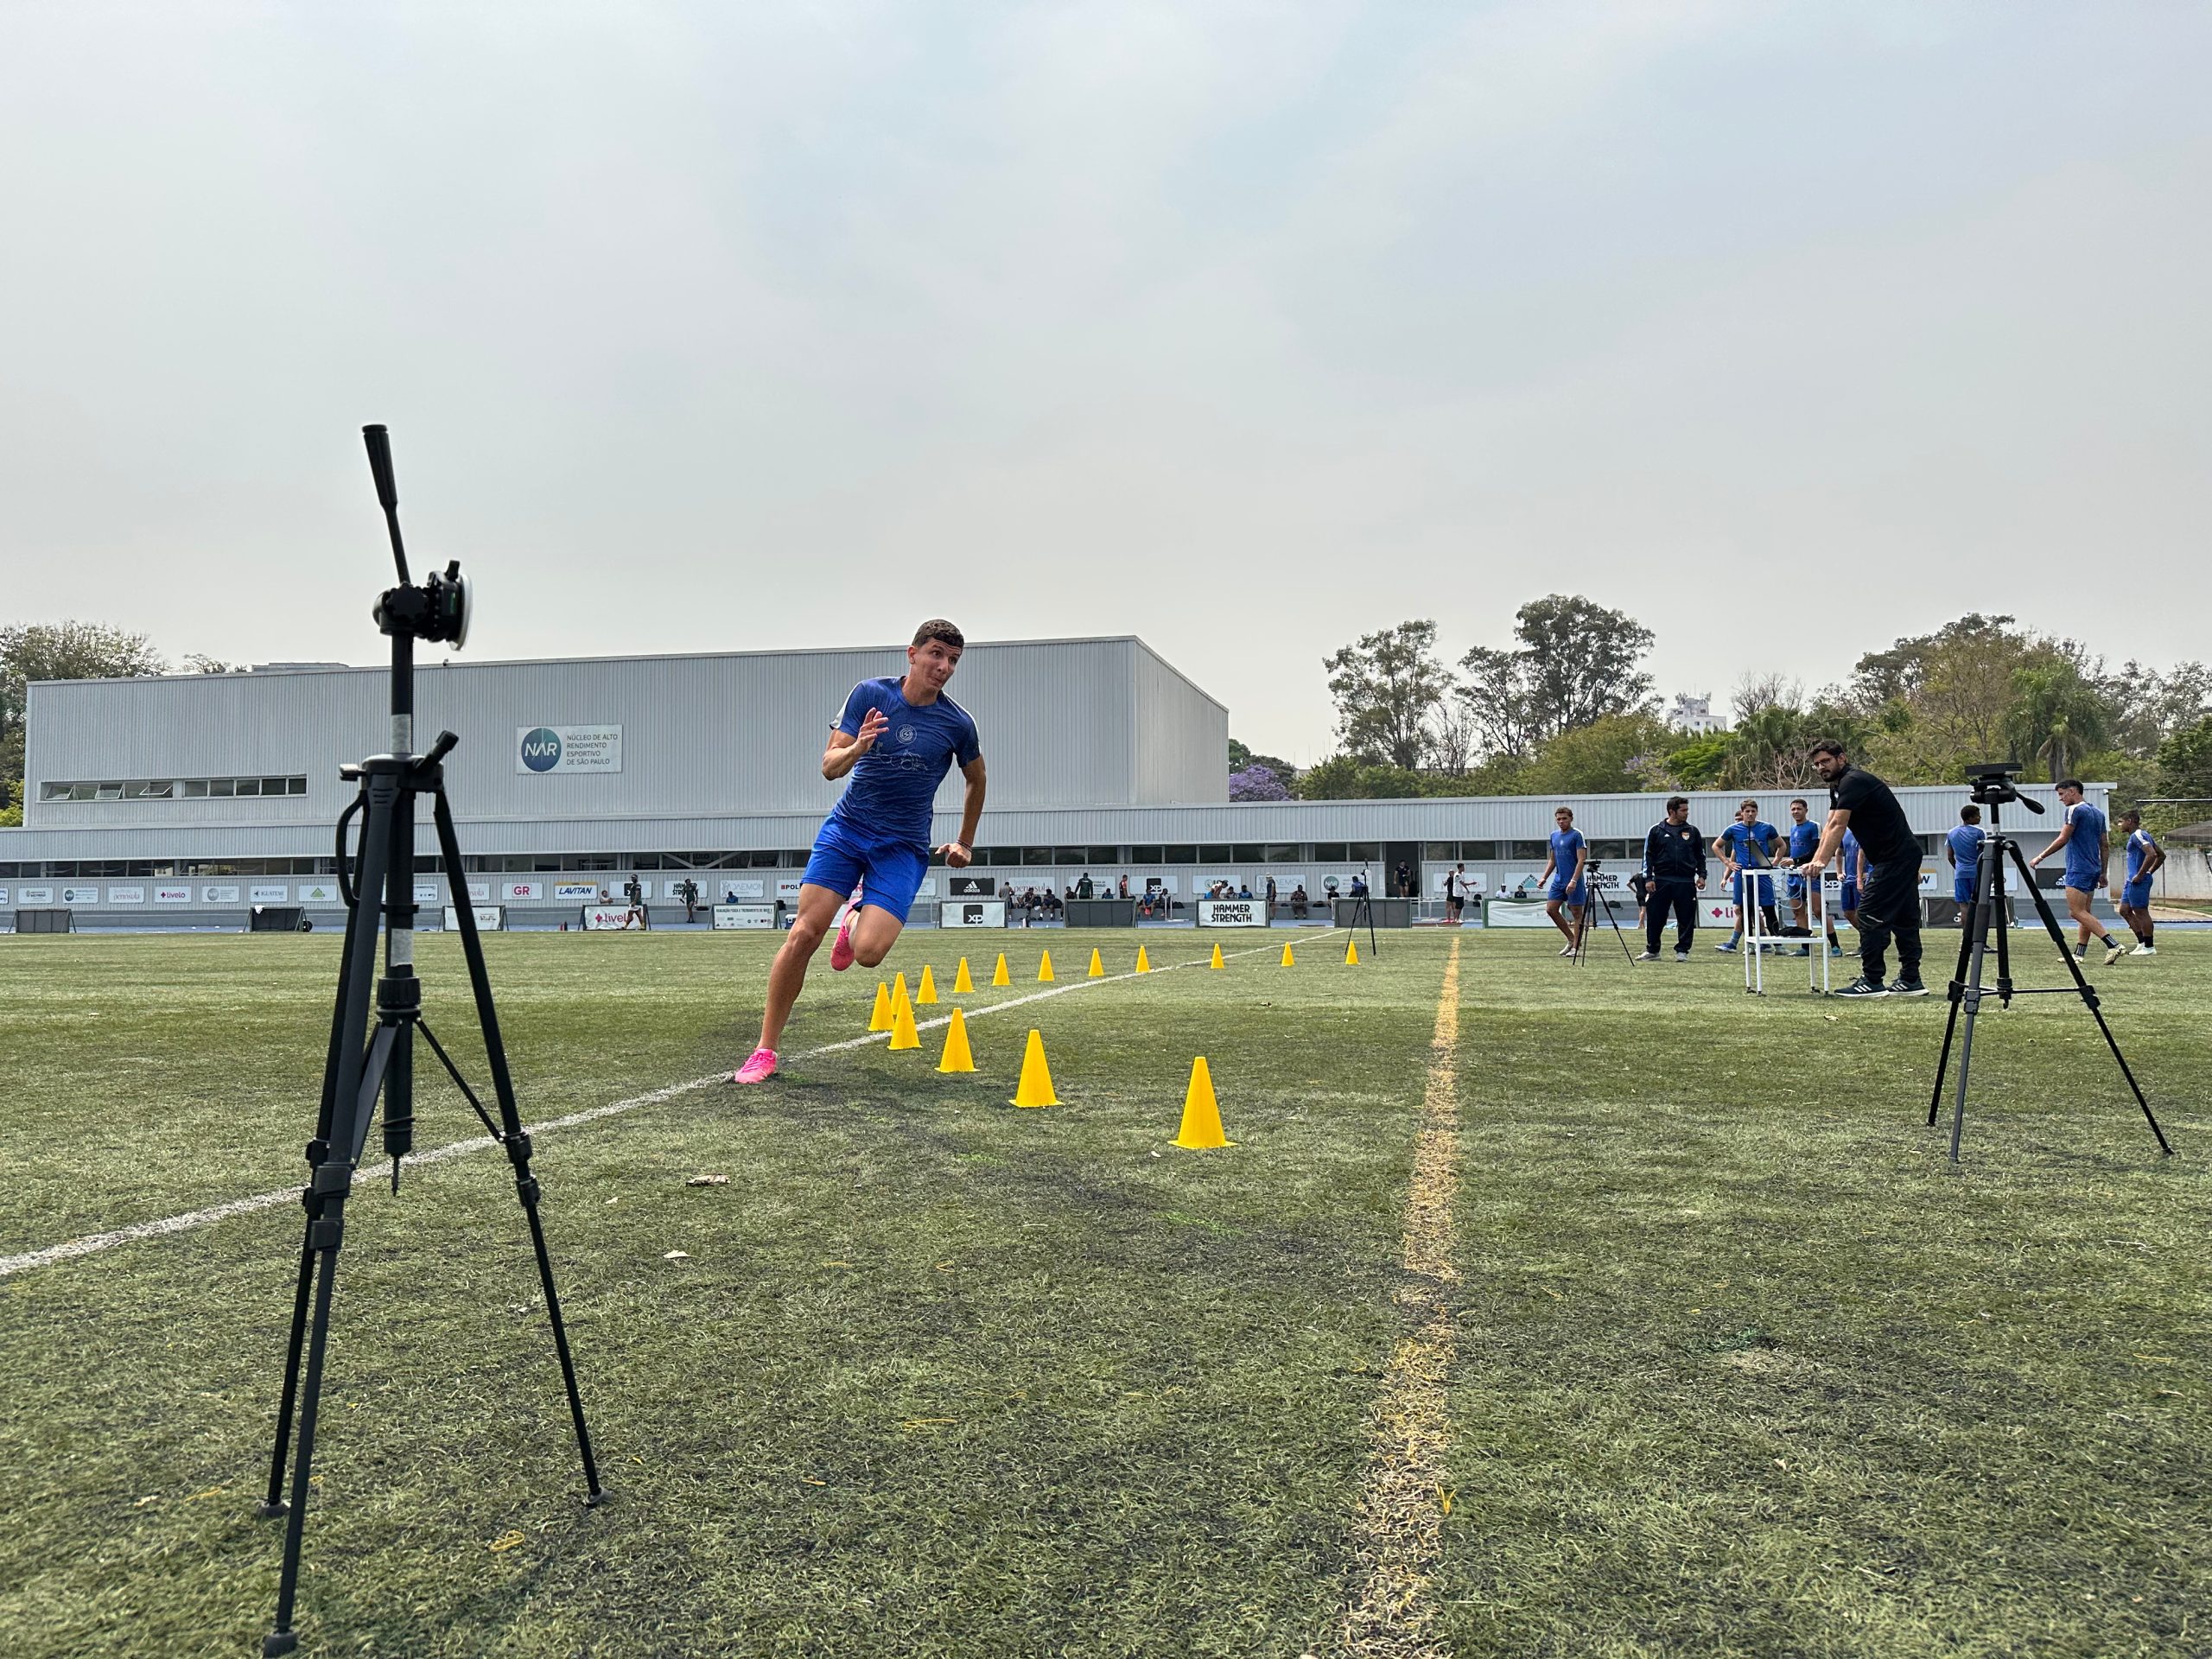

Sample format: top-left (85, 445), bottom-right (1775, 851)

top-left (732, 1046), bottom-right (778, 1084)
top-left (830, 905), bottom-right (860, 971)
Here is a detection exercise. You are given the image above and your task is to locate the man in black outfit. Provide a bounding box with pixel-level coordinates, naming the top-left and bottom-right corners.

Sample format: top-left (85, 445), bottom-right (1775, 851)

top-left (1803, 739), bottom-right (1925, 996)
top-left (1637, 796), bottom-right (1707, 961)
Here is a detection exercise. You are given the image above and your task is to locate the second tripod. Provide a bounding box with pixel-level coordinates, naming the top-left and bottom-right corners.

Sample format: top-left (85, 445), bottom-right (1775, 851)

top-left (1570, 859), bottom-right (1637, 966)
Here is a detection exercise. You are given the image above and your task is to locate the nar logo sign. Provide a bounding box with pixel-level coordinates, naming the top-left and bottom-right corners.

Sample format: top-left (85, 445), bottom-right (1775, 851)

top-left (516, 725), bottom-right (623, 773)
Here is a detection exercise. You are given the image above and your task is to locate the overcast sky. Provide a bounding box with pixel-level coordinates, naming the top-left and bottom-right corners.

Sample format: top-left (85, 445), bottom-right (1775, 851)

top-left (3, 3), bottom-right (2207, 762)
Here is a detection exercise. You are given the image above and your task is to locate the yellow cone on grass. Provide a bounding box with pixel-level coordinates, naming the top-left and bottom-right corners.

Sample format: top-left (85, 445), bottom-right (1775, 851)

top-left (868, 981), bottom-right (893, 1032)
top-left (889, 991), bottom-right (921, 1051)
top-left (1135, 944), bottom-right (1152, 974)
top-left (1173, 1056), bottom-right (1234, 1149)
top-left (1038, 950), bottom-right (1055, 983)
top-left (954, 957), bottom-right (976, 993)
top-left (1010, 1028), bottom-right (1058, 1107)
top-left (1280, 943), bottom-right (1295, 967)
top-left (936, 1007), bottom-right (976, 1073)
top-left (917, 963), bottom-right (939, 1004)
top-left (1344, 938), bottom-right (1361, 965)
top-left (1087, 948), bottom-right (1105, 979)
top-left (893, 971), bottom-right (914, 1018)
top-left (991, 953), bottom-right (1011, 987)
top-left (1210, 943), bottom-right (1224, 969)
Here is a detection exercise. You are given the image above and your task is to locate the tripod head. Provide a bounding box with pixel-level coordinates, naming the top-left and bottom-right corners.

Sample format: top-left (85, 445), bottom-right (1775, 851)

top-left (363, 425), bottom-right (472, 649)
top-left (1966, 760), bottom-right (2045, 823)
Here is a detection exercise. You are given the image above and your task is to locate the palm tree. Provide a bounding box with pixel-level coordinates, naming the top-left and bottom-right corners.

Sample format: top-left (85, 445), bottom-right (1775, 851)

top-left (2006, 663), bottom-right (2109, 783)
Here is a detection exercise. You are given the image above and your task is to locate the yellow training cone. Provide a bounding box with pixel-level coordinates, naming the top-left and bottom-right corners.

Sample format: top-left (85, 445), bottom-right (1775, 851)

top-left (1135, 944), bottom-right (1152, 974)
top-left (1010, 1028), bottom-right (1058, 1107)
top-left (888, 992), bottom-right (921, 1052)
top-left (1038, 950), bottom-right (1055, 983)
top-left (1173, 1056), bottom-right (1234, 1149)
top-left (1344, 938), bottom-right (1360, 965)
top-left (1087, 947), bottom-right (1105, 979)
top-left (1280, 943), bottom-right (1295, 967)
top-left (893, 971), bottom-right (914, 1019)
top-left (868, 981), bottom-right (893, 1032)
top-left (916, 963), bottom-right (939, 1005)
top-left (991, 953), bottom-right (1011, 987)
top-left (953, 957), bottom-right (975, 994)
top-left (1210, 943), bottom-right (1224, 970)
top-left (936, 1007), bottom-right (976, 1073)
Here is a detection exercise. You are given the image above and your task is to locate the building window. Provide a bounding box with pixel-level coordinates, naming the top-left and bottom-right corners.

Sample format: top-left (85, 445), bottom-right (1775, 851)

top-left (39, 774), bottom-right (308, 803)
top-left (1311, 842), bottom-right (1347, 861)
top-left (1199, 844), bottom-right (1232, 862)
top-left (1164, 845), bottom-right (1198, 863)
top-left (1130, 845), bottom-right (1164, 863)
top-left (1264, 843), bottom-right (1299, 862)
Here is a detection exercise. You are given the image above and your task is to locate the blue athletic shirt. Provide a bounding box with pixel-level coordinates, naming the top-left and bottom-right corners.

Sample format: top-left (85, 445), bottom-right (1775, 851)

top-left (1548, 827), bottom-right (1586, 887)
top-left (2126, 828), bottom-right (2159, 884)
top-left (1841, 830), bottom-right (1862, 886)
top-left (1787, 820), bottom-right (1820, 862)
top-left (1947, 823), bottom-right (1985, 877)
top-left (2063, 800), bottom-right (2107, 884)
top-left (1718, 821), bottom-right (1778, 869)
top-left (829, 677), bottom-right (982, 850)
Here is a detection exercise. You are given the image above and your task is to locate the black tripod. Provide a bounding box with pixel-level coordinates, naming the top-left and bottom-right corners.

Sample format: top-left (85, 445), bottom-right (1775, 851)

top-left (1571, 859), bottom-right (1637, 967)
top-left (1928, 763), bottom-right (2171, 1164)
top-left (1344, 866), bottom-right (1380, 959)
top-left (258, 427), bottom-right (603, 1656)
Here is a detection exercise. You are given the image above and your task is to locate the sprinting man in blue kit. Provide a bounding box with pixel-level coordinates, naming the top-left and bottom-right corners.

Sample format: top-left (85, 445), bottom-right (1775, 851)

top-left (2030, 779), bottom-right (2126, 967)
top-left (734, 620), bottom-right (987, 1084)
top-left (1946, 804), bottom-right (1987, 924)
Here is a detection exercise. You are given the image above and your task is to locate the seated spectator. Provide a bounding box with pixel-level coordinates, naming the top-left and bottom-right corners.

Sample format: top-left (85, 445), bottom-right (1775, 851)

top-left (1291, 884), bottom-right (1309, 918)
top-left (1236, 884), bottom-right (1253, 900)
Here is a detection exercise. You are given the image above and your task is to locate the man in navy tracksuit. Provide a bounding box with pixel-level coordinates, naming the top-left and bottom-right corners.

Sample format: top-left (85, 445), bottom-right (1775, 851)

top-left (1637, 796), bottom-right (1708, 961)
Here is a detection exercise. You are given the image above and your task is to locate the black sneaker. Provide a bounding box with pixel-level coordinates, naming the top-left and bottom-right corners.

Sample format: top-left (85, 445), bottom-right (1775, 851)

top-left (1887, 977), bottom-right (1929, 996)
top-left (1834, 976), bottom-right (1889, 998)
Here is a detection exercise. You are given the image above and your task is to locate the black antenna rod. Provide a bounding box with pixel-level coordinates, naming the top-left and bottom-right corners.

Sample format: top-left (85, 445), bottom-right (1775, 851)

top-left (362, 424), bottom-right (409, 584)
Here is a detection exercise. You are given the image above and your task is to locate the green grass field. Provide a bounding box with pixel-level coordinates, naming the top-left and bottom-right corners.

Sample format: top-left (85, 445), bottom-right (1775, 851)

top-left (2, 925), bottom-right (2205, 1658)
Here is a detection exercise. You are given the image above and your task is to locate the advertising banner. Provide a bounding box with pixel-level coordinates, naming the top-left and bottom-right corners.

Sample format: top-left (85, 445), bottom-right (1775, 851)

top-left (503, 880), bottom-right (545, 902)
top-left (516, 725), bottom-right (622, 773)
top-left (202, 885), bottom-right (242, 904)
top-left (1701, 899), bottom-right (1740, 928)
top-left (467, 881), bottom-right (491, 902)
top-left (413, 882), bottom-right (440, 904)
top-left (250, 883), bottom-right (289, 903)
top-left (296, 880), bottom-right (340, 905)
top-left (1917, 866), bottom-right (1942, 893)
top-left (155, 884), bottom-right (194, 904)
top-left (1482, 899), bottom-right (1560, 928)
top-left (946, 874), bottom-right (996, 897)
top-left (1197, 899), bottom-right (1268, 928)
top-left (942, 900), bottom-right (1007, 928)
top-left (582, 904), bottom-right (649, 931)
top-left (554, 881), bottom-right (602, 901)
top-left (442, 905), bottom-right (506, 932)
top-left (0, 888), bottom-right (8, 906)
top-left (775, 877), bottom-right (804, 902)
top-left (20, 887), bottom-right (54, 906)
top-left (712, 903), bottom-right (779, 930)
top-left (107, 886), bottom-right (146, 904)
top-left (719, 878), bottom-right (766, 900)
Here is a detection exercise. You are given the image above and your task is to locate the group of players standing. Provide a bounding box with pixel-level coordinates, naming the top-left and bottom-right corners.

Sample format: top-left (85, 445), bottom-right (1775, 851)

top-left (1527, 739), bottom-right (2169, 998)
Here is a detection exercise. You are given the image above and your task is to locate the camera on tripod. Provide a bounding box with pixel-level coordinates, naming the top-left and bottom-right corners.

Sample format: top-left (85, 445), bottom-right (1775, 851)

top-left (1964, 760), bottom-right (2044, 814)
top-left (372, 560), bottom-right (470, 645)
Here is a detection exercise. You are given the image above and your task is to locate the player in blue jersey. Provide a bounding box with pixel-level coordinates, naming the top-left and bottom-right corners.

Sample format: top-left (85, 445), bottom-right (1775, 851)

top-left (1539, 805), bottom-right (1590, 954)
top-left (1945, 804), bottom-right (1986, 925)
top-left (1714, 798), bottom-right (1781, 953)
top-left (734, 620), bottom-right (987, 1084)
top-left (1778, 796), bottom-right (1840, 957)
top-left (2113, 808), bottom-right (2164, 956)
top-left (1838, 827), bottom-right (1864, 952)
top-left (2030, 779), bottom-right (2126, 966)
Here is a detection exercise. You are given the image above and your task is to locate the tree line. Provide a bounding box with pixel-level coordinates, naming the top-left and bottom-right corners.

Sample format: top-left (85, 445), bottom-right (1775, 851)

top-left (1229, 600), bottom-right (2212, 823)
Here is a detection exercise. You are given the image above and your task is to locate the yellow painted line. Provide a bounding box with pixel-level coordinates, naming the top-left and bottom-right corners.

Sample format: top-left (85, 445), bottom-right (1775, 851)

top-left (1343, 935), bottom-right (1462, 1656)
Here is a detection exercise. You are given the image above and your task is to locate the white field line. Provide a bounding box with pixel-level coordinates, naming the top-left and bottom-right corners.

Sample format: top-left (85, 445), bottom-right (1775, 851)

top-left (1342, 935), bottom-right (1463, 1658)
top-left (0, 929), bottom-right (1344, 1279)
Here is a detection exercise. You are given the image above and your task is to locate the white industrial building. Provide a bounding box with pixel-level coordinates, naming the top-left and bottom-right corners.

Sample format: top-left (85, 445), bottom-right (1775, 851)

top-left (1, 634), bottom-right (2104, 928)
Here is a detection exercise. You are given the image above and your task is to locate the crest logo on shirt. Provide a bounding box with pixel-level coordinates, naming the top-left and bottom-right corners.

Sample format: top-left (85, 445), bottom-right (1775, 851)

top-left (897, 725), bottom-right (915, 745)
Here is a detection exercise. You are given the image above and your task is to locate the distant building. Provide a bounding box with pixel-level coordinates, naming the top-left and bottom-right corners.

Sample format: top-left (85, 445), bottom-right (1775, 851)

top-left (1669, 694), bottom-right (1727, 735)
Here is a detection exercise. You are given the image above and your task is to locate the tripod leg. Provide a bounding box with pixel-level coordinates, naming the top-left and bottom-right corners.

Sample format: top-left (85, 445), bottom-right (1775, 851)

top-left (262, 851), bottom-right (374, 1517)
top-left (431, 789), bottom-right (605, 1502)
top-left (2008, 844), bottom-right (2172, 1155)
top-left (1945, 854), bottom-right (1999, 1162)
top-left (1928, 865), bottom-right (1984, 1126)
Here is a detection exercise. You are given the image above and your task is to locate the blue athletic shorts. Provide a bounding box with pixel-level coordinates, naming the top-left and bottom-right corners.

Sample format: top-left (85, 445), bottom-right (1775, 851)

top-left (1787, 874), bottom-right (1807, 899)
top-left (2122, 879), bottom-right (2152, 909)
top-left (802, 816), bottom-right (929, 922)
top-left (1953, 874), bottom-right (1977, 905)
top-left (1840, 883), bottom-right (1859, 911)
top-left (1547, 880), bottom-right (1586, 906)
top-left (2063, 871), bottom-right (2101, 895)
top-left (1732, 873), bottom-right (1774, 906)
